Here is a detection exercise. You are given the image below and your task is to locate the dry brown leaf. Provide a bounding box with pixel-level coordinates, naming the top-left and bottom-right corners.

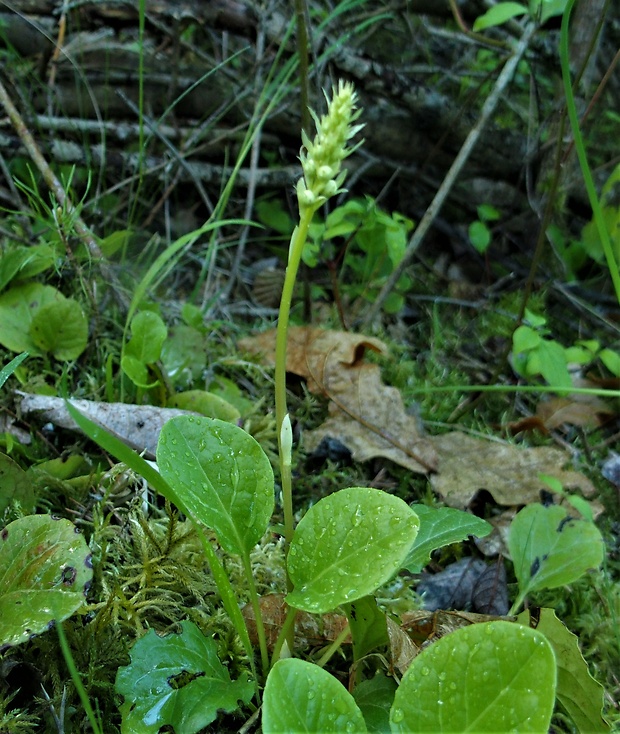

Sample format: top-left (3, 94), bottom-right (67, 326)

top-left (401, 610), bottom-right (514, 647)
top-left (535, 395), bottom-right (613, 431)
top-left (386, 615), bottom-right (419, 674)
top-left (241, 327), bottom-right (437, 473)
top-left (242, 594), bottom-right (349, 649)
top-left (239, 326), bottom-right (387, 394)
top-left (429, 431), bottom-right (595, 509)
top-left (305, 362), bottom-right (438, 473)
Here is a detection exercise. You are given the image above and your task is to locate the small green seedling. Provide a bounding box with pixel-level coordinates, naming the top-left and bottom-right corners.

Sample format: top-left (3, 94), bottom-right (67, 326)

top-left (512, 309), bottom-right (620, 388)
top-left (121, 309), bottom-right (168, 390)
top-left (468, 203), bottom-right (500, 255)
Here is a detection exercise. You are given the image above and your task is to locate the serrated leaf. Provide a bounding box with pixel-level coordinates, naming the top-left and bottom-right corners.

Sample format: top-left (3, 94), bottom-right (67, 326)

top-left (517, 608), bottom-right (609, 733)
top-left (262, 658), bottom-right (367, 733)
top-left (157, 416), bottom-right (274, 556)
top-left (30, 298), bottom-right (88, 360)
top-left (390, 621), bottom-right (556, 732)
top-left (0, 515), bottom-right (92, 648)
top-left (403, 505), bottom-right (492, 573)
top-left (509, 503), bottom-right (604, 597)
top-left (115, 620), bottom-right (253, 734)
top-left (286, 487), bottom-right (419, 614)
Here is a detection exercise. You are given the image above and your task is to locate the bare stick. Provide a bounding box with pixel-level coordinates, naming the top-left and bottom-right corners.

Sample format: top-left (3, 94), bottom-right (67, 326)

top-left (0, 77), bottom-right (129, 309)
top-left (360, 21), bottom-right (537, 327)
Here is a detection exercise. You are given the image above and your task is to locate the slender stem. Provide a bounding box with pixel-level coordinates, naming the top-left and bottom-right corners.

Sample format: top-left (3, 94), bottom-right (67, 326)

top-left (270, 605), bottom-right (299, 667)
top-left (275, 209), bottom-right (316, 554)
top-left (315, 623), bottom-right (351, 669)
top-left (509, 592), bottom-right (526, 617)
top-left (560, 0), bottom-right (620, 306)
top-left (243, 554), bottom-right (270, 676)
top-left (274, 209), bottom-right (315, 661)
top-left (56, 620), bottom-right (104, 734)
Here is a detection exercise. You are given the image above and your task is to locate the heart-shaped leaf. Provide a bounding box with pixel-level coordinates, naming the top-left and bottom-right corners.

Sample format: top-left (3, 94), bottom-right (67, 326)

top-left (157, 416), bottom-right (274, 556)
top-left (286, 487), bottom-right (419, 613)
top-left (115, 620), bottom-right (253, 734)
top-left (509, 503), bottom-right (604, 598)
top-left (403, 504), bottom-right (491, 573)
top-left (262, 658), bottom-right (367, 733)
top-left (390, 620), bottom-right (556, 732)
top-left (0, 515), bottom-right (92, 648)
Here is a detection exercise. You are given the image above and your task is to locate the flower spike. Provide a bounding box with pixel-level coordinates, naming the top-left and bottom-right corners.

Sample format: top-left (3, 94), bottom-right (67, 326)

top-left (296, 81), bottom-right (363, 215)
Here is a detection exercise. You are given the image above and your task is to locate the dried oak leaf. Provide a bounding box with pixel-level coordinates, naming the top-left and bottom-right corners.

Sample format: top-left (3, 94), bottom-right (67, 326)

top-left (239, 326), bottom-right (388, 394)
top-left (429, 431), bottom-right (595, 509)
top-left (535, 395), bottom-right (614, 431)
top-left (304, 362), bottom-right (438, 474)
top-left (386, 616), bottom-right (419, 675)
top-left (240, 327), bottom-right (437, 473)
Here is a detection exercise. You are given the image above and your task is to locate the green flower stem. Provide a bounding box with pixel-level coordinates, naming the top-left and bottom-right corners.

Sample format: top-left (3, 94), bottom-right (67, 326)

top-left (275, 211), bottom-right (316, 555)
top-left (270, 604), bottom-right (299, 667)
top-left (243, 553), bottom-right (270, 676)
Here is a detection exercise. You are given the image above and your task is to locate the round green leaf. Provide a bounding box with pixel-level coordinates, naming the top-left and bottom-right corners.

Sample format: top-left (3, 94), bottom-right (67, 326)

top-left (124, 311), bottom-right (167, 364)
top-left (286, 487), bottom-right (419, 613)
top-left (517, 608), bottom-right (609, 733)
top-left (263, 658), bottom-right (367, 734)
top-left (0, 515), bottom-right (92, 648)
top-left (29, 298), bottom-right (88, 360)
top-left (512, 325), bottom-right (540, 353)
top-left (468, 220), bottom-right (491, 253)
top-left (0, 282), bottom-right (62, 354)
top-left (168, 390), bottom-right (240, 423)
top-left (115, 620), bottom-right (254, 734)
top-left (157, 416), bottom-right (274, 556)
top-left (353, 673), bottom-right (397, 733)
top-left (508, 503), bottom-right (604, 596)
top-left (390, 621), bottom-right (556, 732)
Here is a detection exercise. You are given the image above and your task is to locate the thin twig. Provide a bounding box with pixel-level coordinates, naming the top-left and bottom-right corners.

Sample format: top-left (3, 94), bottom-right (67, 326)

top-left (360, 20), bottom-right (538, 327)
top-left (0, 76), bottom-right (130, 310)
